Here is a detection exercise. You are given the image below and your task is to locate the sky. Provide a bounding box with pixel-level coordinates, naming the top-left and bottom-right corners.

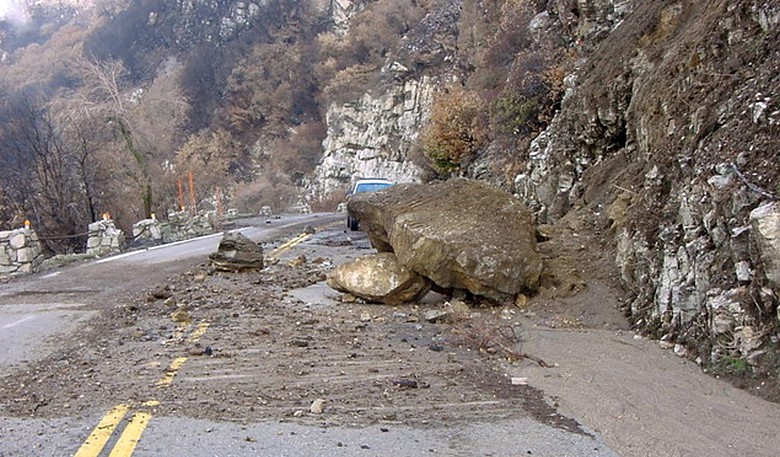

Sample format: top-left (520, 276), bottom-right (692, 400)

top-left (0, 0), bottom-right (31, 26)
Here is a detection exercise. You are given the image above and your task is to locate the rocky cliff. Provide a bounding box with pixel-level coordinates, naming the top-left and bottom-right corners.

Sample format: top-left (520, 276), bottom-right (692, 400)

top-left (307, 73), bottom-right (435, 199)
top-left (516, 0), bottom-right (779, 371)
top-left (315, 0), bottom-right (780, 380)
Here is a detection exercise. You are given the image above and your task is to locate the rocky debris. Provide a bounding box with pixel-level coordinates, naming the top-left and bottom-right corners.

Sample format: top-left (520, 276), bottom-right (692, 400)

top-left (187, 345), bottom-right (213, 356)
top-left (171, 305), bottom-right (192, 324)
top-left (507, 0), bottom-right (780, 373)
top-left (327, 253), bottom-right (431, 305)
top-left (148, 286), bottom-right (173, 301)
top-left (209, 232), bottom-right (264, 272)
top-left (309, 398), bottom-right (326, 414)
top-left (86, 219), bottom-right (125, 257)
top-left (0, 226), bottom-right (45, 277)
top-left (423, 309), bottom-right (451, 323)
top-left (348, 179), bottom-right (542, 302)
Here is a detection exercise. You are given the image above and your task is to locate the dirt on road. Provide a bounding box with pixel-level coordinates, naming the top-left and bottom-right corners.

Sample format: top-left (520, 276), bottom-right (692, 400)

top-left (1, 219), bottom-right (779, 457)
top-left (0, 227), bottom-right (582, 435)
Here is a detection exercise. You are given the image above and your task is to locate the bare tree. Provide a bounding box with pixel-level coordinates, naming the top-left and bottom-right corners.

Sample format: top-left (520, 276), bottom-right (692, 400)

top-left (0, 92), bottom-right (90, 252)
top-left (76, 56), bottom-right (191, 218)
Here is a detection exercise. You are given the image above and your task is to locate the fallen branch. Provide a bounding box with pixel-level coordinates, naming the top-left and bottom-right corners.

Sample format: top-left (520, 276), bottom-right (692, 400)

top-left (492, 339), bottom-right (552, 368)
top-left (456, 318), bottom-right (553, 368)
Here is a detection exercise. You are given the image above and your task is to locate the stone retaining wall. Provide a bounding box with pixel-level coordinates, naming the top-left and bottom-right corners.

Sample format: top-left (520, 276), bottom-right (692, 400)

top-left (132, 211), bottom-right (216, 247)
top-left (0, 227), bottom-right (45, 277)
top-left (86, 219), bottom-right (125, 256)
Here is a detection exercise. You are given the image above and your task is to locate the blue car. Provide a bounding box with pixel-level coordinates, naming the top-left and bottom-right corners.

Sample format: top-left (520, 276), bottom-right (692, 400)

top-left (346, 178), bottom-right (394, 230)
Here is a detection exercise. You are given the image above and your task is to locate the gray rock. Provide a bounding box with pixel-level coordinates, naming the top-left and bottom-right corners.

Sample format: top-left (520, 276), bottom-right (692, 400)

top-left (327, 253), bottom-right (430, 305)
top-left (305, 76), bottom-right (434, 200)
top-left (86, 219), bottom-right (125, 256)
top-left (309, 398), bottom-right (326, 415)
top-left (423, 309), bottom-right (451, 323)
top-left (750, 202), bottom-right (780, 289)
top-left (209, 232), bottom-right (264, 272)
top-left (347, 179), bottom-right (542, 302)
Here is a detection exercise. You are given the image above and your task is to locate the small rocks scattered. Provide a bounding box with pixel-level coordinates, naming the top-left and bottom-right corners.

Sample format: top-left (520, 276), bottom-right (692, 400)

top-left (171, 305), bottom-right (192, 323)
top-left (310, 398), bottom-right (326, 414)
top-left (391, 378), bottom-right (429, 389)
top-left (423, 309), bottom-right (450, 323)
top-left (148, 286), bottom-right (173, 300)
top-left (187, 345), bottom-right (213, 356)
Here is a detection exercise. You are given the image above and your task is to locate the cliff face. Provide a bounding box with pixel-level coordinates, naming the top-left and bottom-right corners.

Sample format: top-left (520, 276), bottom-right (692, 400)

top-left (306, 0), bottom-right (462, 198)
top-left (307, 73), bottom-right (435, 199)
top-left (316, 0), bottom-right (779, 375)
top-left (517, 0), bottom-right (779, 368)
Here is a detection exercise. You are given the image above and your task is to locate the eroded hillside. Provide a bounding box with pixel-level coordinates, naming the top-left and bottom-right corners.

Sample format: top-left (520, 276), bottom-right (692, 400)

top-left (515, 0), bottom-right (779, 396)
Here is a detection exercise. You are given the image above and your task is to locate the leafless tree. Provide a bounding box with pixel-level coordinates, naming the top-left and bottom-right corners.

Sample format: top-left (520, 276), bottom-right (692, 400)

top-left (76, 56), bottom-right (191, 219)
top-left (0, 92), bottom-right (90, 252)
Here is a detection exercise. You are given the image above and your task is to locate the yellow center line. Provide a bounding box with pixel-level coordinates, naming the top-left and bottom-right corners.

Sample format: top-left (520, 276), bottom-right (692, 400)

top-left (156, 357), bottom-right (188, 388)
top-left (267, 233), bottom-right (312, 262)
top-left (188, 322), bottom-right (210, 343)
top-left (73, 321), bottom-right (209, 456)
top-left (271, 233), bottom-right (308, 254)
top-left (107, 411), bottom-right (153, 457)
top-left (73, 404), bottom-right (130, 457)
top-left (171, 322), bottom-right (191, 341)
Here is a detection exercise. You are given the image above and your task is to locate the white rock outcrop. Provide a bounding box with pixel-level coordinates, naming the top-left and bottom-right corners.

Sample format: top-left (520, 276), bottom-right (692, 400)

top-left (750, 202), bottom-right (780, 289)
top-left (307, 75), bottom-right (434, 200)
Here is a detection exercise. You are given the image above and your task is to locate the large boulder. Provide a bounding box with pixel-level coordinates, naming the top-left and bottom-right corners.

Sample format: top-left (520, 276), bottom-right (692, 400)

top-left (209, 232), bottom-right (264, 272)
top-left (347, 178), bottom-right (542, 302)
top-left (327, 253), bottom-right (431, 304)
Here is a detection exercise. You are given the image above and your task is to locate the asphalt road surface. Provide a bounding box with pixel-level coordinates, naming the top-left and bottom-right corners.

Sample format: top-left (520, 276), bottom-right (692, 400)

top-left (0, 213), bottom-right (616, 457)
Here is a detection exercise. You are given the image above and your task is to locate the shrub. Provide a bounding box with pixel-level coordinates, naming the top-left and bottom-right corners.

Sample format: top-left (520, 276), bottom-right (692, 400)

top-left (422, 86), bottom-right (488, 174)
top-left (233, 176), bottom-right (299, 214)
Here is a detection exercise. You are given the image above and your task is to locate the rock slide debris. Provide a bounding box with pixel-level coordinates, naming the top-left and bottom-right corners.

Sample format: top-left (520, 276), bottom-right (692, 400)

top-left (326, 252), bottom-right (431, 305)
top-left (345, 178), bottom-right (542, 303)
top-left (209, 232), bottom-right (264, 272)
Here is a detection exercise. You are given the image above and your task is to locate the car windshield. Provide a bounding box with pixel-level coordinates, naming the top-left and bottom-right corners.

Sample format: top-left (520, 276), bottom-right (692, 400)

top-left (355, 182), bottom-right (392, 193)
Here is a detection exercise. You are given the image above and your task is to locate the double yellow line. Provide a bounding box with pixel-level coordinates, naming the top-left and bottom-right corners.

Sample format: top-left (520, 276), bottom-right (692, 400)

top-left (265, 232), bottom-right (312, 263)
top-left (73, 322), bottom-right (210, 457)
top-left (73, 231), bottom-right (312, 456)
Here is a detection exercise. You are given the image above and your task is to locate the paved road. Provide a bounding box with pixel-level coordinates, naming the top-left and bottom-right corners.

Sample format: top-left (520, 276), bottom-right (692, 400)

top-left (0, 214), bottom-right (340, 372)
top-left (0, 213), bottom-right (617, 456)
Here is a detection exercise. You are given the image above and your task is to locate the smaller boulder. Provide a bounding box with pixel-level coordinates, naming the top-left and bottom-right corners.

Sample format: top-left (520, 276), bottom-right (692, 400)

top-left (209, 232), bottom-right (264, 272)
top-left (327, 253), bottom-right (431, 305)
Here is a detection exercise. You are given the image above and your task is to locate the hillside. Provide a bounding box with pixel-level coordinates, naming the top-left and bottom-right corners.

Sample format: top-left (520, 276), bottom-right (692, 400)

top-left (1, 0), bottom-right (779, 393)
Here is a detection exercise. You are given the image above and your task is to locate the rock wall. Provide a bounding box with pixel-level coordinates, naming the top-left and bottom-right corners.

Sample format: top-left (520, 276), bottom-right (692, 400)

top-left (133, 211), bottom-right (216, 246)
top-left (516, 0), bottom-right (780, 366)
top-left (86, 219), bottom-right (126, 256)
top-left (0, 227), bottom-right (44, 277)
top-left (307, 73), bottom-right (435, 200)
